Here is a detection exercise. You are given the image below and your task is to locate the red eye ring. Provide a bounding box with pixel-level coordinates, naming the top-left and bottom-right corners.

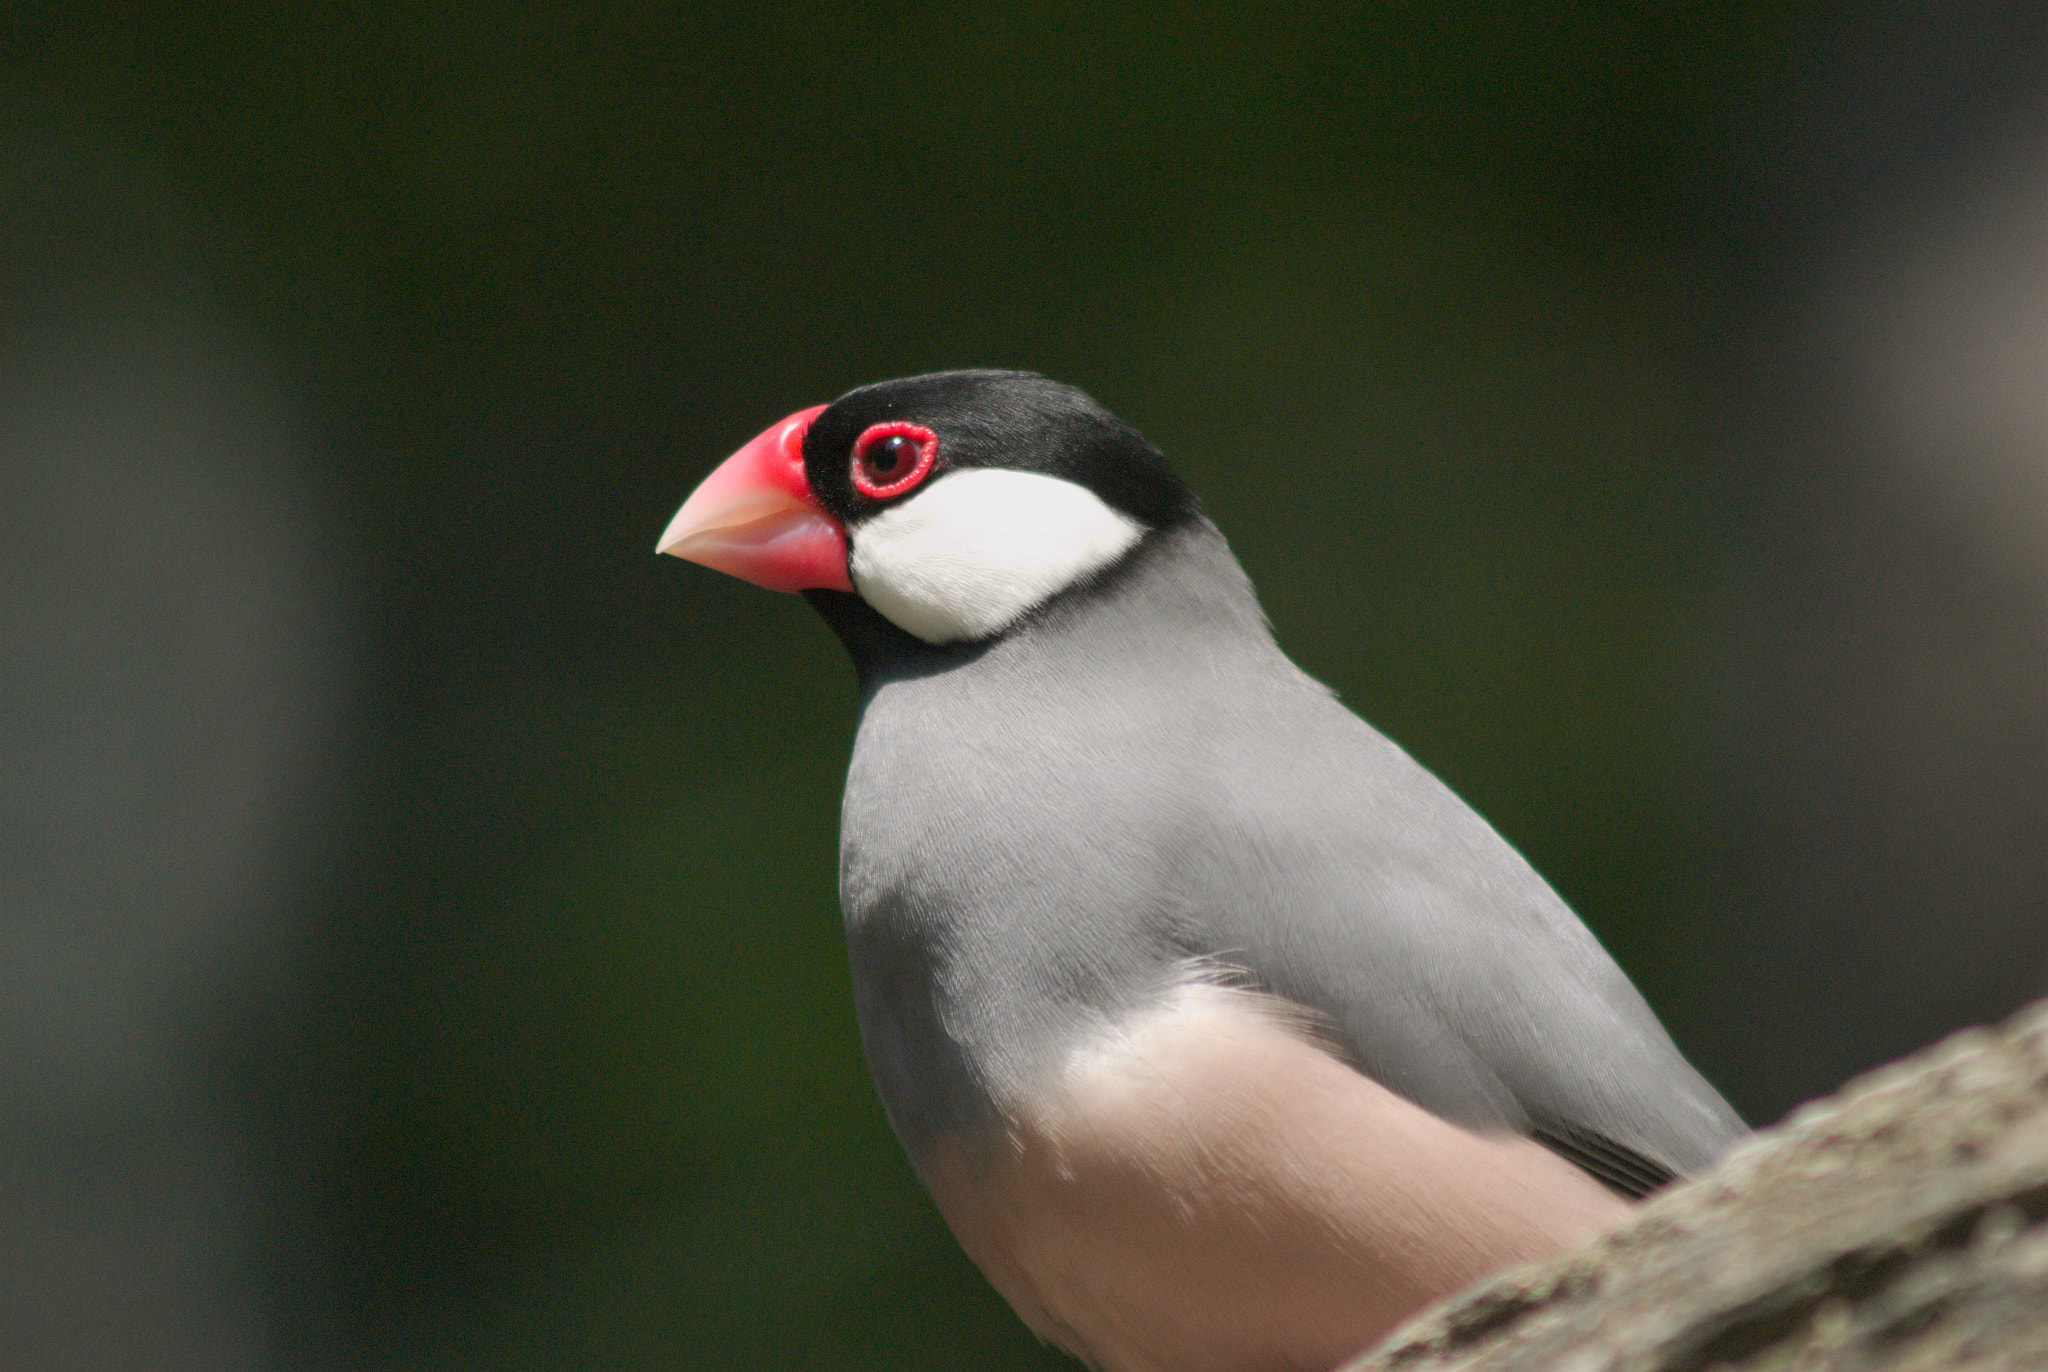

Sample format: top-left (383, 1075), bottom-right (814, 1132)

top-left (850, 421), bottom-right (938, 500)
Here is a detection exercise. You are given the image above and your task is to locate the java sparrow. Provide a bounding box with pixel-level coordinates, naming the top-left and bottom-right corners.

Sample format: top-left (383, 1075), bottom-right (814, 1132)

top-left (657, 371), bottom-right (1744, 1371)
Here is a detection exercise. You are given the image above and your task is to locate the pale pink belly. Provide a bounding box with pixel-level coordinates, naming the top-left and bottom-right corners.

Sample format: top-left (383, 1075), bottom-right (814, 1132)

top-left (922, 983), bottom-right (1630, 1372)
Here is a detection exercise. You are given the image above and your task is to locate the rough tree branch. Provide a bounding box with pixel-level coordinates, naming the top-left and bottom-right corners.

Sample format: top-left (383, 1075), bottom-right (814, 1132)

top-left (1345, 999), bottom-right (2048, 1371)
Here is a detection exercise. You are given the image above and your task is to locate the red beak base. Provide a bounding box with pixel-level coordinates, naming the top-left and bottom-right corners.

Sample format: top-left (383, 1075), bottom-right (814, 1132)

top-left (655, 404), bottom-right (854, 593)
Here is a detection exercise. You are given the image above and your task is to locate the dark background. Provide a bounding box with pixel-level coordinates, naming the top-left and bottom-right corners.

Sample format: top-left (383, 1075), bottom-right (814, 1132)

top-left (7, 3), bottom-right (2048, 1368)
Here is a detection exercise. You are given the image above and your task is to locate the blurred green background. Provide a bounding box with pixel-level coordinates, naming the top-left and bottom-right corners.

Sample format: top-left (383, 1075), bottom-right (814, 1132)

top-left (8, 4), bottom-right (2048, 1369)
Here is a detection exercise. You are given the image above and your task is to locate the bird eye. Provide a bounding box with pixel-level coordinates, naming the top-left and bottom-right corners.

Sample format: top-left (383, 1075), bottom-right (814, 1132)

top-left (851, 422), bottom-right (938, 500)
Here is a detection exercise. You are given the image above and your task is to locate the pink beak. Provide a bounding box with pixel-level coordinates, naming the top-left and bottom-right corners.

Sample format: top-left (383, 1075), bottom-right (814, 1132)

top-left (655, 404), bottom-right (854, 593)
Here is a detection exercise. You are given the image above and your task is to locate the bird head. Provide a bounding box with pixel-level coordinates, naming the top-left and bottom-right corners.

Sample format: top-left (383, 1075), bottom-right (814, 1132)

top-left (657, 371), bottom-right (1199, 644)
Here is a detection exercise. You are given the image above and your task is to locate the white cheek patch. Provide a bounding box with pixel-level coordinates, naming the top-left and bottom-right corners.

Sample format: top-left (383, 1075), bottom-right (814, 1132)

top-left (849, 468), bottom-right (1145, 644)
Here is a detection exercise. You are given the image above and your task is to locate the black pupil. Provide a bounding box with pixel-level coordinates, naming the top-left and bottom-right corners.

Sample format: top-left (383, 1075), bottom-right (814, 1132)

top-left (867, 435), bottom-right (912, 479)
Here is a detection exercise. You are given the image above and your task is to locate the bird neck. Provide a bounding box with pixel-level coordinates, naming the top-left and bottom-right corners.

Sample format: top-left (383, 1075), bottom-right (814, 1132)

top-left (803, 518), bottom-right (1274, 694)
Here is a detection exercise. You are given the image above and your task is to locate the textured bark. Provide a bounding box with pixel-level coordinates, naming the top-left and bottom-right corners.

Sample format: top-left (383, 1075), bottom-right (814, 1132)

top-left (1343, 999), bottom-right (2048, 1372)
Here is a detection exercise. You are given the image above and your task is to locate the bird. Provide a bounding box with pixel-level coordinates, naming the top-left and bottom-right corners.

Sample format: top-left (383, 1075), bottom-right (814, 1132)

top-left (656, 370), bottom-right (1745, 1372)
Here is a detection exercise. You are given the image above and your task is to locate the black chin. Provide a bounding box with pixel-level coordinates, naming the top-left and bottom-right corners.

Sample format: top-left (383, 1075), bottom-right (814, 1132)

top-left (800, 589), bottom-right (984, 694)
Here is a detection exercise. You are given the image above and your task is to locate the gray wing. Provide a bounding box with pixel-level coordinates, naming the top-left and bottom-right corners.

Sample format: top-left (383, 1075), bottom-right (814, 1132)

top-left (838, 519), bottom-right (1743, 1189)
top-left (1178, 672), bottom-right (1746, 1191)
